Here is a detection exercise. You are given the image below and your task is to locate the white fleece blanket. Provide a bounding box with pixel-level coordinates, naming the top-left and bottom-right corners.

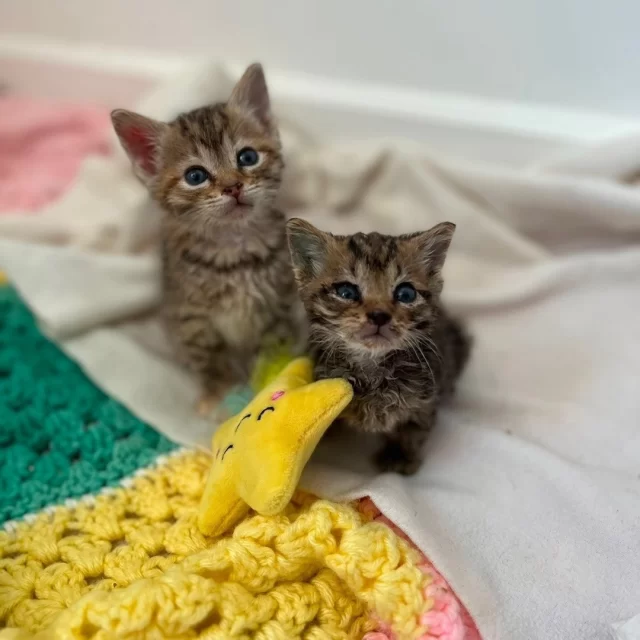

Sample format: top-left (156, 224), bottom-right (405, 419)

top-left (2, 63), bottom-right (640, 640)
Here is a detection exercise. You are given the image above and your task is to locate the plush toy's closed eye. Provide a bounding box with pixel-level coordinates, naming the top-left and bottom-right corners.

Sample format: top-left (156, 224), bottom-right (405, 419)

top-left (236, 414), bottom-right (251, 432)
top-left (258, 407), bottom-right (275, 420)
top-left (221, 444), bottom-right (234, 460)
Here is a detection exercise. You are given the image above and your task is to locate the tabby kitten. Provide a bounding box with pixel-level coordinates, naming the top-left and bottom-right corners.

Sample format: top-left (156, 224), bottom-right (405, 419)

top-left (112, 64), bottom-right (301, 413)
top-left (287, 219), bottom-right (470, 475)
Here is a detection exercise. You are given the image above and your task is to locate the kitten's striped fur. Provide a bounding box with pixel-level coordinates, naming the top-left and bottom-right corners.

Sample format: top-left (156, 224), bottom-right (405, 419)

top-left (287, 219), bottom-right (470, 475)
top-left (112, 65), bottom-right (302, 410)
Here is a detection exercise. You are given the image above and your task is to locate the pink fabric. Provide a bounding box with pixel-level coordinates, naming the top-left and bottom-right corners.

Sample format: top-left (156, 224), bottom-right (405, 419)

top-left (0, 97), bottom-right (111, 213)
top-left (359, 498), bottom-right (482, 640)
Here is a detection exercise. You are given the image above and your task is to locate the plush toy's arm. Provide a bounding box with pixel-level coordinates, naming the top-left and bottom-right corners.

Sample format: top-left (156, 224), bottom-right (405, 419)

top-left (197, 459), bottom-right (249, 537)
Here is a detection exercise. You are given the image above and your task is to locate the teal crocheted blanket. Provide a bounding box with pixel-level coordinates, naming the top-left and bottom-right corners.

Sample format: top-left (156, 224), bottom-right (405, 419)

top-left (0, 285), bottom-right (177, 524)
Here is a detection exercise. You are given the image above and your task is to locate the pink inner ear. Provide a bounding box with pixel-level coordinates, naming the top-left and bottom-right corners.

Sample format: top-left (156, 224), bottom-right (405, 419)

top-left (123, 126), bottom-right (156, 175)
top-left (271, 390), bottom-right (285, 401)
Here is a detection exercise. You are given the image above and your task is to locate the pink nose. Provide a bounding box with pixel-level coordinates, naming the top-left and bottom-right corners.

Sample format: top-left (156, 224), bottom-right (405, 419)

top-left (222, 183), bottom-right (242, 200)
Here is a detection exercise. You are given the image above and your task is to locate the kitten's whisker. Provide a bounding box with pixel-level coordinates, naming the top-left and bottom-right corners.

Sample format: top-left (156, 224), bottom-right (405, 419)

top-left (423, 336), bottom-right (443, 363)
top-left (406, 338), bottom-right (424, 371)
top-left (408, 335), bottom-right (436, 389)
top-left (407, 341), bottom-right (423, 371)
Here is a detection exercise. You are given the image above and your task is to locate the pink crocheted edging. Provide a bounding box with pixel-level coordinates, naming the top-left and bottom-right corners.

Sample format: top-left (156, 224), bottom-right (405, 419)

top-left (358, 498), bottom-right (482, 640)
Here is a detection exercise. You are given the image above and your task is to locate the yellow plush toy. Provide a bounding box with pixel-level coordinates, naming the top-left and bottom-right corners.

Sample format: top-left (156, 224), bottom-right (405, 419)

top-left (198, 357), bottom-right (353, 537)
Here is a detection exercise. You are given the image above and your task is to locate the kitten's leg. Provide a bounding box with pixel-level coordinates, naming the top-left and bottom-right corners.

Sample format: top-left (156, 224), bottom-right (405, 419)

top-left (193, 348), bottom-right (245, 416)
top-left (169, 314), bottom-right (239, 415)
top-left (187, 346), bottom-right (238, 416)
top-left (375, 408), bottom-right (436, 476)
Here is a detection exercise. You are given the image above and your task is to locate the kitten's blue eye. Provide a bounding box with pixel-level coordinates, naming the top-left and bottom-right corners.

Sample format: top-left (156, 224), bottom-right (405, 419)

top-left (334, 282), bottom-right (361, 302)
top-left (394, 283), bottom-right (417, 304)
top-left (184, 166), bottom-right (209, 186)
top-left (237, 147), bottom-right (259, 167)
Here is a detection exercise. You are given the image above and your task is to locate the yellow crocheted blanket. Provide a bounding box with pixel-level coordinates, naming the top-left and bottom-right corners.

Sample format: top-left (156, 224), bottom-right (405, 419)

top-left (0, 449), bottom-right (430, 639)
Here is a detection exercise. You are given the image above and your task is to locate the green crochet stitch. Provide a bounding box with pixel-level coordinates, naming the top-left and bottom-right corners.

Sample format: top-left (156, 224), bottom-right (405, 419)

top-left (0, 286), bottom-right (177, 524)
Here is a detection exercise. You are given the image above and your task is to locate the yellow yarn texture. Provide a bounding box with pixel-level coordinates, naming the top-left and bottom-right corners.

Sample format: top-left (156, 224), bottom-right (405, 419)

top-left (0, 450), bottom-right (429, 639)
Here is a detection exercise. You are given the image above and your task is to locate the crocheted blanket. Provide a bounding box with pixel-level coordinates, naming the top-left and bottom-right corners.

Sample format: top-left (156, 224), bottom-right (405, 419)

top-left (0, 281), bottom-right (480, 640)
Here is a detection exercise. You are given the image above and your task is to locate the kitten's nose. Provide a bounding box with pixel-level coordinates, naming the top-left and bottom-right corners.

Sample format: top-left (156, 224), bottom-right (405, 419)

top-left (222, 182), bottom-right (243, 200)
top-left (367, 310), bottom-right (392, 327)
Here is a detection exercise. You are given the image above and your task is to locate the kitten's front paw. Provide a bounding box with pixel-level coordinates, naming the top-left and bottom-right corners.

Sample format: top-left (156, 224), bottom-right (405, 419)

top-left (196, 395), bottom-right (217, 417)
top-left (375, 442), bottom-right (422, 476)
top-left (196, 388), bottom-right (229, 417)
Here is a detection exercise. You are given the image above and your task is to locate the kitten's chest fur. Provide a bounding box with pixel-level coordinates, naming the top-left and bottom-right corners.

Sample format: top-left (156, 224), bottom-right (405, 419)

top-left (179, 265), bottom-right (274, 346)
top-left (316, 354), bottom-right (434, 433)
top-left (162, 214), bottom-right (300, 353)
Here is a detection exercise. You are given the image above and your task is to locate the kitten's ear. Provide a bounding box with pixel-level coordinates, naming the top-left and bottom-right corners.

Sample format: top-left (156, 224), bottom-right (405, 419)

top-left (410, 221), bottom-right (456, 276)
top-left (111, 109), bottom-right (168, 184)
top-left (228, 63), bottom-right (272, 128)
top-left (286, 218), bottom-right (331, 282)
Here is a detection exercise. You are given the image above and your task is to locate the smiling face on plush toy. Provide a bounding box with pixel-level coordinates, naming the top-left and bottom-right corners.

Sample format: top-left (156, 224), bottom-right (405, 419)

top-left (213, 388), bottom-right (288, 464)
top-left (198, 358), bottom-right (353, 537)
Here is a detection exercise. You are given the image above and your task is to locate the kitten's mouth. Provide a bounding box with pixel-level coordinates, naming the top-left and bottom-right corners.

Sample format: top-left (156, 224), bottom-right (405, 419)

top-left (357, 326), bottom-right (397, 350)
top-left (225, 201), bottom-right (253, 217)
top-left (362, 334), bottom-right (390, 347)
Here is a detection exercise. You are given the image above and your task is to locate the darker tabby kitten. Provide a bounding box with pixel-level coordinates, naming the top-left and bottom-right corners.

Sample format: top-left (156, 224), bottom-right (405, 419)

top-left (287, 218), bottom-right (470, 475)
top-left (112, 64), bottom-right (301, 413)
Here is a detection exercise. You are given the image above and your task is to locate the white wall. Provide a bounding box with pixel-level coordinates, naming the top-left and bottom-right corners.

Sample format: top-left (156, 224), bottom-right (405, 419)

top-left (2, 0), bottom-right (640, 117)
